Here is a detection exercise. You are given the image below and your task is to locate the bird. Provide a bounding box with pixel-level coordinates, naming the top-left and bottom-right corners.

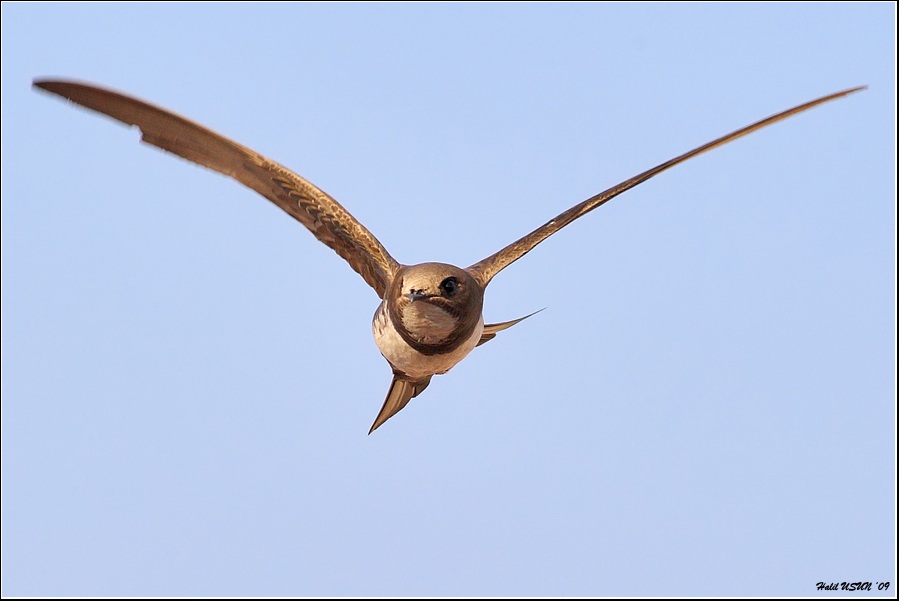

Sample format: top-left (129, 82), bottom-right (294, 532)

top-left (32, 79), bottom-right (864, 433)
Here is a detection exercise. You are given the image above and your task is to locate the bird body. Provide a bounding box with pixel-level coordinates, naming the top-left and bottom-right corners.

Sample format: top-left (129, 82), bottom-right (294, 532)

top-left (33, 80), bottom-right (864, 432)
top-left (373, 301), bottom-right (484, 380)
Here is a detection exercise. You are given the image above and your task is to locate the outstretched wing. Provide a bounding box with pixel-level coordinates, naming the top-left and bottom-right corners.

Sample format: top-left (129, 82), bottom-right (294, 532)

top-left (34, 79), bottom-right (400, 298)
top-left (369, 373), bottom-right (433, 434)
top-left (467, 86), bottom-right (866, 287)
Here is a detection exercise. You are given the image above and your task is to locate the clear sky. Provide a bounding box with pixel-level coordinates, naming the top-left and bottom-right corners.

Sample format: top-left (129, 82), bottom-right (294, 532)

top-left (2, 3), bottom-right (895, 597)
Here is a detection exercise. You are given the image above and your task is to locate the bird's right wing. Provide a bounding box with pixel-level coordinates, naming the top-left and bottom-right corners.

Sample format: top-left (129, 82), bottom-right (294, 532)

top-left (34, 79), bottom-right (400, 298)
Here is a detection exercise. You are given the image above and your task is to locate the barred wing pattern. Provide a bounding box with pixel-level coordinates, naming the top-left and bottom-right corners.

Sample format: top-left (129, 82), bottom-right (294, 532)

top-left (34, 80), bottom-right (400, 298)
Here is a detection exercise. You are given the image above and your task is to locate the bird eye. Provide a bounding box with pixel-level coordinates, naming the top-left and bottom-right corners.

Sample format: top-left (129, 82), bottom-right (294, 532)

top-left (440, 277), bottom-right (458, 296)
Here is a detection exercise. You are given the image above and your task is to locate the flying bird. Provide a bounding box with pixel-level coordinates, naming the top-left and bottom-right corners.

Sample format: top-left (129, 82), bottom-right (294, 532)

top-left (33, 80), bottom-right (864, 432)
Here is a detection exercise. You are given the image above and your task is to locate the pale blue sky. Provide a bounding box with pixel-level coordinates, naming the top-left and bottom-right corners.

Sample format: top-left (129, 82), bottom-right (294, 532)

top-left (2, 3), bottom-right (895, 597)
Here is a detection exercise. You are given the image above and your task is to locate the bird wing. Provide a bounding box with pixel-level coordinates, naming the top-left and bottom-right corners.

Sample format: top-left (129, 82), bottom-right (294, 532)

top-left (467, 86), bottom-right (866, 287)
top-left (34, 79), bottom-right (400, 298)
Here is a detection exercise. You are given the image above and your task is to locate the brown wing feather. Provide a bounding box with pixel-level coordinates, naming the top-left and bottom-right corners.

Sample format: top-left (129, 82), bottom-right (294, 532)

top-left (34, 79), bottom-right (400, 298)
top-left (468, 86), bottom-right (866, 287)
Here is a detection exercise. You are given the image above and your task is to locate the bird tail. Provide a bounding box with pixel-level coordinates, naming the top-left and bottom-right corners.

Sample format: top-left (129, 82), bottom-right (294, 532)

top-left (477, 308), bottom-right (545, 346)
top-left (369, 373), bottom-right (432, 434)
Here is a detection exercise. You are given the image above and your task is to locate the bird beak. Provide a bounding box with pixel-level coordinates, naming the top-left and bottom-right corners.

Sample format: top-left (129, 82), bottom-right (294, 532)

top-left (405, 291), bottom-right (433, 302)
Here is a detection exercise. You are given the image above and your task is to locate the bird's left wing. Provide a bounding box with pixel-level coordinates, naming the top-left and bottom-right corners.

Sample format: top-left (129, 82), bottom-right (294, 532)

top-left (34, 79), bottom-right (400, 298)
top-left (467, 86), bottom-right (866, 287)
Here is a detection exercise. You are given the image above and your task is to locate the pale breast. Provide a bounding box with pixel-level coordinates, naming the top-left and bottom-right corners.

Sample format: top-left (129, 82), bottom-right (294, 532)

top-left (372, 301), bottom-right (484, 379)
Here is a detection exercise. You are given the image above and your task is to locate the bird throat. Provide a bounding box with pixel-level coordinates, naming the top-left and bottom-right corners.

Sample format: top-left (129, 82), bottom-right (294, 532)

top-left (394, 299), bottom-right (474, 356)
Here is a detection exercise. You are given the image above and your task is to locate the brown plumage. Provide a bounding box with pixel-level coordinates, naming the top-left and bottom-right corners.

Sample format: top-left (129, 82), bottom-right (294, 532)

top-left (33, 79), bottom-right (865, 432)
top-left (33, 80), bottom-right (400, 298)
top-left (465, 86), bottom-right (867, 286)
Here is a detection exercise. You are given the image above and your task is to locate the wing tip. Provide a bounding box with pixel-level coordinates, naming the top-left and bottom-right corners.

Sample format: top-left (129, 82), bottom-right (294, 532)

top-left (825, 85), bottom-right (867, 102)
top-left (32, 78), bottom-right (59, 94)
top-left (32, 78), bottom-right (85, 94)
